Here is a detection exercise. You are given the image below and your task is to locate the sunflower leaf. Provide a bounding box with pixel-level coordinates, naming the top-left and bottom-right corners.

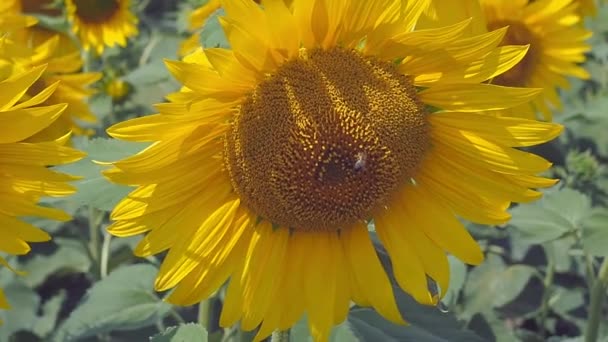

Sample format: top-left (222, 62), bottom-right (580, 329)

top-left (581, 208), bottom-right (608, 257)
top-left (0, 282), bottom-right (40, 341)
top-left (150, 323), bottom-right (208, 342)
top-left (508, 188), bottom-right (591, 244)
top-left (53, 137), bottom-right (149, 211)
top-left (17, 238), bottom-right (91, 288)
top-left (52, 264), bottom-right (171, 341)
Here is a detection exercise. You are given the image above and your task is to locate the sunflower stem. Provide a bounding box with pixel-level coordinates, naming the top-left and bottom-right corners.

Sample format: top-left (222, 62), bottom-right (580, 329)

top-left (99, 232), bottom-right (112, 278)
top-left (538, 250), bottom-right (555, 337)
top-left (197, 299), bottom-right (211, 330)
top-left (585, 257), bottom-right (608, 342)
top-left (271, 330), bottom-right (290, 342)
top-left (87, 206), bottom-right (103, 279)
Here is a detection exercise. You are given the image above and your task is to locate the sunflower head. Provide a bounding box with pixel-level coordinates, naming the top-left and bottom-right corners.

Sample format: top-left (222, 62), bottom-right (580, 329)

top-left (224, 47), bottom-right (429, 231)
top-left (65, 0), bottom-right (139, 55)
top-left (482, 0), bottom-right (591, 120)
top-left (106, 0), bottom-right (563, 340)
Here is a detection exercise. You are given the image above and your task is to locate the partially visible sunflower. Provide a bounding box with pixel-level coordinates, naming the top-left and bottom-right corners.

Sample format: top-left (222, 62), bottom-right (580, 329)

top-left (65, 0), bottom-right (138, 55)
top-left (7, 0), bottom-right (102, 140)
top-left (417, 0), bottom-right (488, 35)
top-left (106, 0), bottom-right (563, 340)
top-left (0, 7), bottom-right (85, 317)
top-left (478, 0), bottom-right (592, 120)
top-left (576, 0), bottom-right (598, 17)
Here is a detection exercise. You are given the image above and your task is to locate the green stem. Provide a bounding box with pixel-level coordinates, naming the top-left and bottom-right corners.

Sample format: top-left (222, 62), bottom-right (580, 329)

top-left (169, 309), bottom-right (186, 325)
top-left (538, 250), bottom-right (556, 337)
top-left (198, 299), bottom-right (211, 330)
top-left (100, 233), bottom-right (112, 278)
top-left (271, 330), bottom-right (290, 342)
top-left (87, 206), bottom-right (103, 279)
top-left (585, 257), bottom-right (608, 342)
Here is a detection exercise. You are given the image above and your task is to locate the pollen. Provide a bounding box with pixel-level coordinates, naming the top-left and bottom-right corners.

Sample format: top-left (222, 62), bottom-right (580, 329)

top-left (489, 21), bottom-right (539, 87)
top-left (224, 47), bottom-right (429, 231)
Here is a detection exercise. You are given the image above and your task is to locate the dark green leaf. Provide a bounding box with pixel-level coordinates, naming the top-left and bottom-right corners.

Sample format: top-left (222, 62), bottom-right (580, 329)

top-left (53, 137), bottom-right (149, 211)
top-left (53, 264), bottom-right (171, 341)
top-left (32, 291), bottom-right (66, 338)
top-left (441, 256), bottom-right (467, 306)
top-left (581, 208), bottom-right (608, 256)
top-left (18, 238), bottom-right (91, 288)
top-left (509, 188), bottom-right (591, 244)
top-left (462, 254), bottom-right (506, 318)
top-left (0, 282), bottom-right (40, 341)
top-left (150, 323), bottom-right (208, 342)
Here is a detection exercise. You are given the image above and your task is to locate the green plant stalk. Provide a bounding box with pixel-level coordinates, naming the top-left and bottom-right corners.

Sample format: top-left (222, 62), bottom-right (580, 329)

top-left (271, 330), bottom-right (290, 342)
top-left (87, 206), bottom-right (104, 279)
top-left (100, 233), bottom-right (112, 278)
top-left (538, 251), bottom-right (556, 337)
top-left (198, 299), bottom-right (211, 330)
top-left (585, 257), bottom-right (608, 342)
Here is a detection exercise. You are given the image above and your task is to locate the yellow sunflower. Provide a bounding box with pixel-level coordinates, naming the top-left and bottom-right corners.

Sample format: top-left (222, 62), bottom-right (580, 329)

top-left (106, 0), bottom-right (562, 340)
top-left (65, 0), bottom-right (138, 55)
top-left (6, 0), bottom-right (102, 139)
top-left (478, 0), bottom-right (592, 120)
top-left (0, 65), bottom-right (85, 316)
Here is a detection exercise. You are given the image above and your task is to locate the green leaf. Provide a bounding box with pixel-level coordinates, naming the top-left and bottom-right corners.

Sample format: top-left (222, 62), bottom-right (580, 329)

top-left (581, 208), bottom-right (608, 257)
top-left (53, 264), bottom-right (171, 341)
top-left (509, 188), bottom-right (591, 244)
top-left (0, 282), bottom-right (40, 341)
top-left (461, 254), bottom-right (506, 318)
top-left (150, 323), bottom-right (208, 342)
top-left (32, 291), bottom-right (66, 338)
top-left (200, 9), bottom-right (229, 48)
top-left (123, 59), bottom-right (171, 86)
top-left (491, 265), bottom-right (540, 308)
top-left (289, 315), bottom-right (358, 342)
top-left (18, 238), bottom-right (91, 288)
top-left (441, 256), bottom-right (467, 306)
top-left (549, 287), bottom-right (585, 318)
top-left (54, 137), bottom-right (149, 211)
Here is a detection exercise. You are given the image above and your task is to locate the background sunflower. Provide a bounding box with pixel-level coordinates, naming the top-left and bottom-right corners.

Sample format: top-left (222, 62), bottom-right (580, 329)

top-left (0, 6), bottom-right (84, 325)
top-left (65, 0), bottom-right (139, 55)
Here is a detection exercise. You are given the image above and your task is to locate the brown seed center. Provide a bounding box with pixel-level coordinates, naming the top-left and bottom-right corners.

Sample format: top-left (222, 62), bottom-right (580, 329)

top-left (73, 0), bottom-right (119, 23)
top-left (224, 47), bottom-right (429, 231)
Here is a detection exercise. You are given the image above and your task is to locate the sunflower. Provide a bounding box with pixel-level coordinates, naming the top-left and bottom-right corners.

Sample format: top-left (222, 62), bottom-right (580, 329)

top-left (65, 0), bottom-right (138, 55)
top-left (0, 64), bottom-right (85, 317)
top-left (476, 0), bottom-right (592, 120)
top-left (106, 0), bottom-right (562, 340)
top-left (12, 34), bottom-right (102, 139)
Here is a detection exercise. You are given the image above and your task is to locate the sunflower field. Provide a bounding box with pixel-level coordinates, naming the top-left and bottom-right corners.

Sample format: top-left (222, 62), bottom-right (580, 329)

top-left (2, 0), bottom-right (608, 341)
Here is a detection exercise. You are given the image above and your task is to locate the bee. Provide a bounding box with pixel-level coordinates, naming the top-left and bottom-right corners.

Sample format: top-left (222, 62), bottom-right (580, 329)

top-left (353, 151), bottom-right (367, 172)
